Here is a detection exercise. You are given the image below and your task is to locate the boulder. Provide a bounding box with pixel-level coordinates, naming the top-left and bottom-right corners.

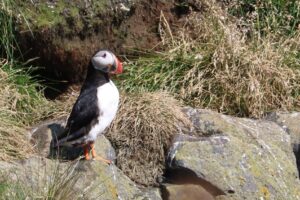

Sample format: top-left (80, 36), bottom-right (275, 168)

top-left (167, 108), bottom-right (300, 199)
top-left (30, 117), bottom-right (67, 157)
top-left (160, 184), bottom-right (215, 200)
top-left (8, 108), bottom-right (300, 199)
top-left (22, 119), bottom-right (164, 199)
top-left (265, 112), bottom-right (300, 150)
top-left (265, 112), bottom-right (300, 180)
top-left (141, 188), bottom-right (163, 200)
top-left (30, 118), bottom-right (116, 162)
top-left (0, 157), bottom-right (151, 199)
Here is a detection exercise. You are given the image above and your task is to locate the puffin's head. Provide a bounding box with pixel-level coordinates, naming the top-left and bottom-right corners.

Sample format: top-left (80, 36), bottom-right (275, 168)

top-left (91, 50), bottom-right (123, 74)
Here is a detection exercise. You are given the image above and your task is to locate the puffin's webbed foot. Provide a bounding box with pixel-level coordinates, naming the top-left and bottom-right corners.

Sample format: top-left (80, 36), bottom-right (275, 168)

top-left (83, 145), bottom-right (91, 160)
top-left (84, 142), bottom-right (112, 164)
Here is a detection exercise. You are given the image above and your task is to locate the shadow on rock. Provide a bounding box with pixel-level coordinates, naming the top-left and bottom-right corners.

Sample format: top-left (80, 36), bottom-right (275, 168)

top-left (48, 123), bottom-right (84, 160)
top-left (160, 167), bottom-right (225, 200)
top-left (30, 119), bottom-right (116, 162)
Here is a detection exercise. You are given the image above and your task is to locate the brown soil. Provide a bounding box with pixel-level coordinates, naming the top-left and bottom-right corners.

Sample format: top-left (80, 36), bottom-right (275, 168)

top-left (16, 0), bottom-right (200, 98)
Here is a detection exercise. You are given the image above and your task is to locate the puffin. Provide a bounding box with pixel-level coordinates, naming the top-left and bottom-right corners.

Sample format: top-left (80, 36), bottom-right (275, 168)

top-left (53, 50), bottom-right (123, 163)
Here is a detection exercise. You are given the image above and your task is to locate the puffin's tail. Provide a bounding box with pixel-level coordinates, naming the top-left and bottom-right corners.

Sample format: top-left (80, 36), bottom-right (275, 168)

top-left (51, 134), bottom-right (63, 148)
top-left (52, 127), bottom-right (86, 148)
top-left (51, 128), bottom-right (69, 148)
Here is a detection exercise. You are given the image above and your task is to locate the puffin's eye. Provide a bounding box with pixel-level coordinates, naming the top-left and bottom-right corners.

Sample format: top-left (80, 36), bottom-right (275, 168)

top-left (102, 53), bottom-right (107, 58)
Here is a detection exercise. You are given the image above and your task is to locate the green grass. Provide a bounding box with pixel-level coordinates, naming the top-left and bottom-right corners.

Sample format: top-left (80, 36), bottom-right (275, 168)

top-left (16, 0), bottom-right (68, 29)
top-left (0, 0), bottom-right (17, 60)
top-left (228, 0), bottom-right (300, 37)
top-left (1, 62), bottom-right (60, 124)
top-left (119, 3), bottom-right (300, 118)
top-left (0, 0), bottom-right (70, 160)
top-left (0, 60), bottom-right (71, 160)
top-left (0, 183), bottom-right (8, 196)
top-left (119, 53), bottom-right (199, 93)
top-left (15, 0), bottom-right (110, 36)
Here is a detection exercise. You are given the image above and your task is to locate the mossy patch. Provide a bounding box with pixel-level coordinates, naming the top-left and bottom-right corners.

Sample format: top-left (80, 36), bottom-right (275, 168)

top-left (16, 1), bottom-right (67, 29)
top-left (15, 0), bottom-right (111, 34)
top-left (0, 183), bottom-right (8, 196)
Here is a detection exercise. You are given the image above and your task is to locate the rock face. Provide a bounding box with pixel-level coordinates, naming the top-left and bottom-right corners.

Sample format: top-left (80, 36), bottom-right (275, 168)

top-left (265, 112), bottom-right (300, 148)
top-left (265, 112), bottom-right (300, 180)
top-left (167, 108), bottom-right (300, 199)
top-left (0, 157), bottom-right (152, 199)
top-left (2, 109), bottom-right (300, 199)
top-left (160, 184), bottom-right (215, 200)
top-left (30, 117), bottom-right (116, 162)
top-left (30, 117), bottom-right (67, 157)
top-left (4, 118), bottom-right (161, 199)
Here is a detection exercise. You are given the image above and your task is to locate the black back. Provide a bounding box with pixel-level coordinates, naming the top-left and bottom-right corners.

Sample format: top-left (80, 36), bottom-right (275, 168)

top-left (56, 62), bottom-right (110, 144)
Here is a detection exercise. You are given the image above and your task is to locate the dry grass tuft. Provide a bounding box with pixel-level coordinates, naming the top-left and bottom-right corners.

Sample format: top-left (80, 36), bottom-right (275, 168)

top-left (121, 0), bottom-right (300, 117)
top-left (106, 92), bottom-right (191, 186)
top-left (0, 120), bottom-right (31, 161)
top-left (178, 12), bottom-right (300, 117)
top-left (0, 159), bottom-right (81, 200)
top-left (0, 64), bottom-right (33, 160)
top-left (0, 0), bottom-right (74, 161)
top-left (0, 62), bottom-right (73, 161)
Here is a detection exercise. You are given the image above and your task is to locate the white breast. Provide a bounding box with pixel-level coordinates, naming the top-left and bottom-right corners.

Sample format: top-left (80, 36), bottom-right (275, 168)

top-left (86, 80), bottom-right (119, 142)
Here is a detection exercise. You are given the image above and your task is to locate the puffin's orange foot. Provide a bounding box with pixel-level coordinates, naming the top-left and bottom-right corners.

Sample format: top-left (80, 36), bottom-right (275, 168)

top-left (83, 145), bottom-right (91, 160)
top-left (90, 143), bottom-right (112, 164)
top-left (92, 156), bottom-right (112, 164)
top-left (85, 155), bottom-right (91, 160)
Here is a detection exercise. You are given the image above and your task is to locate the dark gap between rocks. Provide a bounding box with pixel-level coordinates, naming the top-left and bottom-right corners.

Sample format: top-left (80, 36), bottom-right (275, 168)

top-left (293, 144), bottom-right (300, 177)
top-left (160, 167), bottom-right (225, 200)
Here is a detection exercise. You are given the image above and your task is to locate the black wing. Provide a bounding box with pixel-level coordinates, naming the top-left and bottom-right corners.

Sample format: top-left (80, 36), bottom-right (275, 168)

top-left (56, 87), bottom-right (99, 145)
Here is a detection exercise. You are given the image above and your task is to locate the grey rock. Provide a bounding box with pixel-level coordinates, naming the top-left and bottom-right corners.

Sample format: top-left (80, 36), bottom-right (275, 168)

top-left (30, 117), bottom-right (67, 157)
top-left (265, 111), bottom-right (300, 183)
top-left (0, 157), bottom-right (151, 199)
top-left (265, 112), bottom-right (300, 151)
top-left (160, 184), bottom-right (214, 200)
top-left (30, 118), bottom-right (116, 162)
top-left (168, 108), bottom-right (300, 199)
top-left (141, 187), bottom-right (163, 200)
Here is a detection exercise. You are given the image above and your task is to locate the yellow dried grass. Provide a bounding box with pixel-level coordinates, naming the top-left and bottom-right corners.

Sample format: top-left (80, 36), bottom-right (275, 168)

top-left (123, 1), bottom-right (300, 117)
top-left (0, 65), bottom-right (73, 161)
top-left (107, 92), bottom-right (191, 186)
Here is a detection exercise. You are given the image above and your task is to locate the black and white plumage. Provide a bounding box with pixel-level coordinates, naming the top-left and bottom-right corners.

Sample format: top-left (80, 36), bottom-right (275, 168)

top-left (54, 50), bottom-right (123, 162)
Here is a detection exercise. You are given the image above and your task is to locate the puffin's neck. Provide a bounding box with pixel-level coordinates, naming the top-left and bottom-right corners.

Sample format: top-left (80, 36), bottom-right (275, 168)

top-left (81, 63), bottom-right (110, 91)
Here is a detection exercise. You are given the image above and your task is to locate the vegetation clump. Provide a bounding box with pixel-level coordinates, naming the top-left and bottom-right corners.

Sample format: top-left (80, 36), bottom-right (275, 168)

top-left (0, 0), bottom-right (69, 161)
top-left (0, 159), bottom-right (81, 200)
top-left (120, 0), bottom-right (300, 117)
top-left (227, 0), bottom-right (300, 37)
top-left (107, 92), bottom-right (191, 186)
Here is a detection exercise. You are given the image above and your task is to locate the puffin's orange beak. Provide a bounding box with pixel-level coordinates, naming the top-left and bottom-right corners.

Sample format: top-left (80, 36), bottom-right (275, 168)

top-left (112, 58), bottom-right (123, 74)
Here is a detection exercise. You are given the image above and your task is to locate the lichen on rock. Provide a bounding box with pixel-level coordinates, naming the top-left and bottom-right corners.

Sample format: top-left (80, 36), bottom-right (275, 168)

top-left (167, 108), bottom-right (300, 199)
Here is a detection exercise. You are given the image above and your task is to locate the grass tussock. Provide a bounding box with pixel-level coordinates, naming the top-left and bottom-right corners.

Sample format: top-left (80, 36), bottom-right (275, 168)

top-left (107, 92), bottom-right (191, 186)
top-left (0, 159), bottom-right (81, 200)
top-left (227, 0), bottom-right (300, 37)
top-left (0, 61), bottom-right (71, 161)
top-left (0, 0), bottom-right (72, 161)
top-left (0, 0), bottom-right (16, 60)
top-left (120, 0), bottom-right (300, 117)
